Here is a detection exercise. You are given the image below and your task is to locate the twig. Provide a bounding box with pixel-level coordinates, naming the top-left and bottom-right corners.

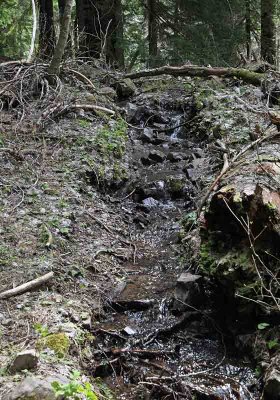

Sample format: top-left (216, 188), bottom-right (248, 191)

top-left (0, 272), bottom-right (54, 300)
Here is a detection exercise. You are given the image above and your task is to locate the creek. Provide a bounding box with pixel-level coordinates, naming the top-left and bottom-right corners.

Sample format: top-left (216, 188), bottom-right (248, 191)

top-left (89, 89), bottom-right (260, 399)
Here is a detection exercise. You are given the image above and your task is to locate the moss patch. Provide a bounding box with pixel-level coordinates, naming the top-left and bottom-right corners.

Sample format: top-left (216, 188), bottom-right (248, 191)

top-left (37, 332), bottom-right (70, 358)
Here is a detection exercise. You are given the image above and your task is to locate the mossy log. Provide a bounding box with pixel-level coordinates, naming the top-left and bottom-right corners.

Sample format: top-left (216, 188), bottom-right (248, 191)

top-left (125, 64), bottom-right (264, 86)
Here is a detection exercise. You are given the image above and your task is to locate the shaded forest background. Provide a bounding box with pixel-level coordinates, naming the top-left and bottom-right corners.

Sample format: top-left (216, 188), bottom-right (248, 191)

top-left (1, 0), bottom-right (280, 70)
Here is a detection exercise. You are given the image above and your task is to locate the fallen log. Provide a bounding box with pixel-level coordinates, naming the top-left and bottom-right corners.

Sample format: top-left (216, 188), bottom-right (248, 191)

top-left (0, 272), bottom-right (54, 300)
top-left (125, 64), bottom-right (264, 86)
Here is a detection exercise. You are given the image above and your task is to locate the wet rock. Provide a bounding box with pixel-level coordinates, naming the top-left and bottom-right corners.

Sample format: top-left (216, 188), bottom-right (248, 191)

top-left (6, 375), bottom-right (69, 400)
top-left (174, 273), bottom-right (203, 307)
top-left (153, 122), bottom-right (167, 129)
top-left (140, 128), bottom-right (154, 143)
top-left (114, 78), bottom-right (137, 98)
top-left (148, 150), bottom-right (166, 163)
top-left (126, 102), bottom-right (138, 122)
top-left (167, 152), bottom-right (184, 162)
top-left (122, 326), bottom-right (136, 335)
top-left (193, 147), bottom-right (204, 158)
top-left (152, 133), bottom-right (167, 145)
top-left (264, 355), bottom-right (280, 400)
top-left (9, 349), bottom-right (38, 373)
top-left (264, 370), bottom-right (280, 400)
top-left (111, 299), bottom-right (155, 311)
top-left (142, 197), bottom-right (159, 209)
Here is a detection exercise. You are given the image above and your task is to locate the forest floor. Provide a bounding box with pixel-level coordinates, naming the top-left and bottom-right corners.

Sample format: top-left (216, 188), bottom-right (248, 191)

top-left (0, 64), bottom-right (278, 399)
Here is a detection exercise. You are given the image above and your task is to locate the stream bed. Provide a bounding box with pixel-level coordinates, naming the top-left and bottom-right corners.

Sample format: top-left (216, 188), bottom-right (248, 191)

top-left (89, 89), bottom-right (261, 399)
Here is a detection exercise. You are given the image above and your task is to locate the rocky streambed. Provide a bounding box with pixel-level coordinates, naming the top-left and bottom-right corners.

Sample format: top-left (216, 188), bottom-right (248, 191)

top-left (86, 80), bottom-right (264, 399)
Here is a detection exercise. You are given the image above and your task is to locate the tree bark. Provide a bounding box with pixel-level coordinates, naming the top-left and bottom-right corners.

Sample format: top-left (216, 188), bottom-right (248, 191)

top-left (76, 0), bottom-right (124, 67)
top-left (245, 0), bottom-right (251, 60)
top-left (261, 0), bottom-right (276, 64)
top-left (48, 0), bottom-right (74, 76)
top-left (37, 0), bottom-right (55, 58)
top-left (147, 0), bottom-right (158, 67)
top-left (124, 64), bottom-right (264, 85)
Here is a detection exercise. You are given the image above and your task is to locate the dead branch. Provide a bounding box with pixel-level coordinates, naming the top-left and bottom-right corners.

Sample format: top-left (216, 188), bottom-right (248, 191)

top-left (0, 271), bottom-right (54, 300)
top-left (125, 64), bottom-right (264, 85)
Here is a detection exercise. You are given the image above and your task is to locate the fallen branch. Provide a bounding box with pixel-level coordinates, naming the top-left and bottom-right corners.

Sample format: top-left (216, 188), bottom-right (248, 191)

top-left (125, 64), bottom-right (264, 86)
top-left (73, 104), bottom-right (115, 115)
top-left (0, 271), bottom-right (54, 300)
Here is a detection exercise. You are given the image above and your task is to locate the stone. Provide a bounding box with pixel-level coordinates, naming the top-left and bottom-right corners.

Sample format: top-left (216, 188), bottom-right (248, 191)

top-left (140, 128), bottom-right (154, 143)
top-left (114, 78), bottom-right (137, 98)
top-left (126, 102), bottom-right (138, 122)
top-left (174, 273), bottom-right (203, 307)
top-left (122, 326), bottom-right (136, 335)
top-left (9, 349), bottom-right (38, 373)
top-left (264, 369), bottom-right (280, 400)
top-left (167, 152), bottom-right (183, 162)
top-left (6, 375), bottom-right (69, 400)
top-left (142, 197), bottom-right (159, 208)
top-left (148, 150), bottom-right (166, 163)
top-left (99, 86), bottom-right (117, 99)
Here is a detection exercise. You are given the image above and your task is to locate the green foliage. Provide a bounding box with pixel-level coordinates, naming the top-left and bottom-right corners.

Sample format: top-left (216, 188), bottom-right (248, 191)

top-left (34, 323), bottom-right (50, 338)
top-left (52, 370), bottom-right (98, 400)
top-left (267, 339), bottom-right (279, 350)
top-left (94, 118), bottom-right (128, 159)
top-left (78, 119), bottom-right (91, 128)
top-left (0, 0), bottom-right (33, 58)
top-left (257, 322), bottom-right (270, 330)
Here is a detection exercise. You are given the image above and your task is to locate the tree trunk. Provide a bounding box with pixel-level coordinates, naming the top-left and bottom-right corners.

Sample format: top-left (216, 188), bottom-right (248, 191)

top-left (147, 0), bottom-right (158, 67)
top-left (37, 0), bottom-right (55, 58)
top-left (124, 64), bottom-right (264, 85)
top-left (261, 0), bottom-right (276, 64)
top-left (245, 0), bottom-right (251, 60)
top-left (48, 0), bottom-right (74, 76)
top-left (76, 0), bottom-right (124, 67)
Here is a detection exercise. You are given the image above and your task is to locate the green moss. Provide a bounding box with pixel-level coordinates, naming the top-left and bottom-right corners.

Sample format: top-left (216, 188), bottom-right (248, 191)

top-left (168, 177), bottom-right (185, 194)
top-left (94, 118), bottom-right (128, 159)
top-left (37, 332), bottom-right (70, 358)
top-left (78, 118), bottom-right (91, 128)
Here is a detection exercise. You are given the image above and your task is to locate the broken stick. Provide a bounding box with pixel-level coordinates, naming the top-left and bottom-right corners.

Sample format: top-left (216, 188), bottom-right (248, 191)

top-left (0, 271), bottom-right (54, 300)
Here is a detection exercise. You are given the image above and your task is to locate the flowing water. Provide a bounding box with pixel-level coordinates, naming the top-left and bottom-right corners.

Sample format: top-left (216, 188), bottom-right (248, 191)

top-left (90, 95), bottom-right (260, 399)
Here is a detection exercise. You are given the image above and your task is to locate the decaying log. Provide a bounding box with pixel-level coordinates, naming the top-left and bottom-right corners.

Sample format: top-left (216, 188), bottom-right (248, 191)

top-left (0, 272), bottom-right (54, 300)
top-left (125, 64), bottom-right (264, 85)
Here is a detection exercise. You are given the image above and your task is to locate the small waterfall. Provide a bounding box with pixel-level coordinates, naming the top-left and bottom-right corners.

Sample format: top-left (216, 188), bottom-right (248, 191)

top-left (170, 114), bottom-right (183, 141)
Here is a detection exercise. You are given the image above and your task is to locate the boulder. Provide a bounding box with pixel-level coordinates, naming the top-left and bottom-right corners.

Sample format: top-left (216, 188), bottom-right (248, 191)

top-left (167, 152), bottom-right (184, 162)
top-left (140, 128), bottom-right (154, 143)
top-left (6, 375), bottom-right (69, 400)
top-left (174, 272), bottom-right (203, 307)
top-left (264, 356), bottom-right (280, 400)
top-left (9, 349), bottom-right (38, 373)
top-left (114, 78), bottom-right (137, 98)
top-left (148, 150), bottom-right (166, 163)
